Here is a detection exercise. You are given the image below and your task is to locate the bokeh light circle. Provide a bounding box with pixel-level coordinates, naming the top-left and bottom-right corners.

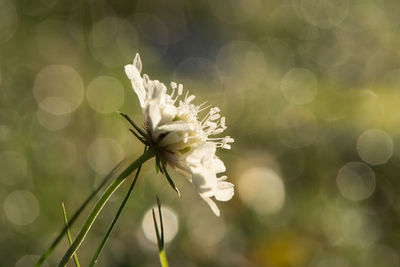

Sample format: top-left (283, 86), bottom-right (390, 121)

top-left (321, 208), bottom-right (379, 247)
top-left (314, 29), bottom-right (354, 70)
top-left (238, 167), bottom-right (285, 215)
top-left (142, 206), bottom-right (178, 244)
top-left (36, 107), bottom-right (71, 131)
top-left (0, 109), bottom-right (21, 142)
top-left (3, 190), bottom-right (39, 225)
top-left (300, 0), bottom-right (349, 29)
top-left (0, 151), bottom-right (28, 185)
top-left (33, 65), bottom-right (84, 115)
top-left (280, 68), bottom-right (318, 104)
top-left (357, 129), bottom-right (393, 165)
top-left (89, 17), bottom-right (138, 67)
top-left (336, 162), bottom-right (376, 201)
top-left (87, 76), bottom-right (125, 114)
top-left (87, 138), bottom-right (124, 175)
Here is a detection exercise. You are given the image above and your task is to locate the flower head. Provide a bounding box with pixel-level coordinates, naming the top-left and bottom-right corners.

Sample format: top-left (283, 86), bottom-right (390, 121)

top-left (125, 53), bottom-right (234, 216)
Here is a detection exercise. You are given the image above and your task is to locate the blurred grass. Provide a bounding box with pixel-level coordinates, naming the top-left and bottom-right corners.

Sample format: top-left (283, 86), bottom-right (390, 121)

top-left (1, 0), bottom-right (400, 266)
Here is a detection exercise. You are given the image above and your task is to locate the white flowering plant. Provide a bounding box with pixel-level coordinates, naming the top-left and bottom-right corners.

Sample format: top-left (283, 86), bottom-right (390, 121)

top-left (36, 54), bottom-right (234, 267)
top-left (124, 53), bottom-right (234, 216)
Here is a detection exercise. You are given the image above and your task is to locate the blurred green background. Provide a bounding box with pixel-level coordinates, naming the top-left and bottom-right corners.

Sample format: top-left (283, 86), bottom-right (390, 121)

top-left (1, 0), bottom-right (400, 266)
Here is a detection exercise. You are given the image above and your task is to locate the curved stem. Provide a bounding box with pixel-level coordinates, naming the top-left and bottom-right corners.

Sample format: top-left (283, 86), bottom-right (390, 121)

top-left (89, 163), bottom-right (143, 266)
top-left (58, 148), bottom-right (155, 267)
top-left (35, 162), bottom-right (122, 267)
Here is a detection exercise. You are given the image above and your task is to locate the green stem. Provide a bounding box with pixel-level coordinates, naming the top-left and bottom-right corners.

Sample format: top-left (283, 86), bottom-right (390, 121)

top-left (159, 250), bottom-right (169, 267)
top-left (35, 162), bottom-right (122, 267)
top-left (58, 148), bottom-right (155, 267)
top-left (89, 163), bottom-right (143, 266)
top-left (61, 203), bottom-right (80, 267)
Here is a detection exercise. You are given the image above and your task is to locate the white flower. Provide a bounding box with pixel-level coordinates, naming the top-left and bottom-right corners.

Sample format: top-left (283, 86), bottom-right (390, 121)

top-left (125, 53), bottom-right (234, 216)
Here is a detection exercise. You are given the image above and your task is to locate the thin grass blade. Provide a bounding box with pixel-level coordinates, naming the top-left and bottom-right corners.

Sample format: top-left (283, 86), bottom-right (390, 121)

top-left (129, 129), bottom-right (147, 145)
top-left (161, 161), bottom-right (180, 196)
top-left (61, 203), bottom-right (80, 267)
top-left (120, 112), bottom-right (146, 137)
top-left (156, 196), bottom-right (164, 246)
top-left (152, 197), bottom-right (169, 267)
top-left (58, 148), bottom-right (155, 267)
top-left (35, 161), bottom-right (123, 267)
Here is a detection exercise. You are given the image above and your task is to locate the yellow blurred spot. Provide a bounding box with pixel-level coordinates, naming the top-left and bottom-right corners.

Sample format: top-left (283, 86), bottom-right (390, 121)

top-left (251, 230), bottom-right (319, 267)
top-left (238, 167), bottom-right (285, 215)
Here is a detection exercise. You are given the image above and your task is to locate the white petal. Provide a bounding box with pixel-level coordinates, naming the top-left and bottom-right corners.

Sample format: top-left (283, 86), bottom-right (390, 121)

top-left (192, 172), bottom-right (213, 193)
top-left (158, 121), bottom-right (193, 132)
top-left (161, 104), bottom-right (177, 122)
top-left (125, 64), bottom-right (146, 108)
top-left (159, 132), bottom-right (181, 147)
top-left (211, 158), bottom-right (226, 173)
top-left (186, 143), bottom-right (216, 165)
top-left (133, 53), bottom-right (142, 73)
top-left (201, 196), bottom-right (220, 216)
top-left (153, 81), bottom-right (167, 99)
top-left (210, 114), bottom-right (220, 121)
top-left (215, 182), bottom-right (234, 201)
top-left (218, 175), bottom-right (227, 181)
top-left (147, 102), bottom-right (162, 131)
top-left (222, 144), bottom-right (231, 149)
